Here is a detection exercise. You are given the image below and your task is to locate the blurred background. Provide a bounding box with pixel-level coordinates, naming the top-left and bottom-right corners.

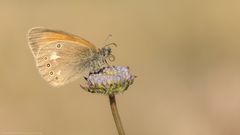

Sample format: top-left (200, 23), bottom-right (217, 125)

top-left (0, 0), bottom-right (240, 135)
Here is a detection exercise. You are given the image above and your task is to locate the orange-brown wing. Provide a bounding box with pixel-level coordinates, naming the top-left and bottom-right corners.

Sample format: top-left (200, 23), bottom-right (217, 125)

top-left (27, 27), bottom-right (97, 57)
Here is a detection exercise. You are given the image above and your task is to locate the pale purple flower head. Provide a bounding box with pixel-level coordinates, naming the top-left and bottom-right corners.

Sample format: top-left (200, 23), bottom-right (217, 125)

top-left (80, 66), bottom-right (136, 95)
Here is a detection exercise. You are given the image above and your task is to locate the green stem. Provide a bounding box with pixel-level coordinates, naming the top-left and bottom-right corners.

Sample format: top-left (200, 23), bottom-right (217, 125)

top-left (109, 95), bottom-right (125, 135)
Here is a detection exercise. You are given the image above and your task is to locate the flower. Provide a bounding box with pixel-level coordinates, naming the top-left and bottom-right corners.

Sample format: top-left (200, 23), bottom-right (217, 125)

top-left (80, 66), bottom-right (136, 95)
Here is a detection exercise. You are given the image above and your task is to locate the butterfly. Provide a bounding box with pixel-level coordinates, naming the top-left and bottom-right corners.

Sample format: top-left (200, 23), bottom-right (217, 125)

top-left (27, 27), bottom-right (116, 87)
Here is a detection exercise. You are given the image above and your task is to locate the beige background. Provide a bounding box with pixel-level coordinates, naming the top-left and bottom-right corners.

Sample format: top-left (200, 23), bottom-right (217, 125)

top-left (0, 0), bottom-right (240, 135)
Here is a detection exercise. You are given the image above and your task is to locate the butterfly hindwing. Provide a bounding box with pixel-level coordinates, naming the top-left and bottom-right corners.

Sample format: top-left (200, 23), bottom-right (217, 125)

top-left (35, 40), bottom-right (95, 86)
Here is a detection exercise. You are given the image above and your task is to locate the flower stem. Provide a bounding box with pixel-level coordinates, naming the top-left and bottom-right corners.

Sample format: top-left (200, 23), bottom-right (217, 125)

top-left (109, 95), bottom-right (125, 135)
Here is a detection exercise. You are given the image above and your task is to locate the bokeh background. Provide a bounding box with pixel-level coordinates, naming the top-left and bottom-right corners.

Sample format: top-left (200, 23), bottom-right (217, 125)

top-left (0, 0), bottom-right (240, 135)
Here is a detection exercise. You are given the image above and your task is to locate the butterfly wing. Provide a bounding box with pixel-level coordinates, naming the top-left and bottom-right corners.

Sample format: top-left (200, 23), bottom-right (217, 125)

top-left (27, 27), bottom-right (98, 87)
top-left (28, 27), bottom-right (97, 57)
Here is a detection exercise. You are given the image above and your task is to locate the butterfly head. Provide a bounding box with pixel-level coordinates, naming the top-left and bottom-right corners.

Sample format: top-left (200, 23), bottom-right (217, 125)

top-left (99, 43), bottom-right (117, 62)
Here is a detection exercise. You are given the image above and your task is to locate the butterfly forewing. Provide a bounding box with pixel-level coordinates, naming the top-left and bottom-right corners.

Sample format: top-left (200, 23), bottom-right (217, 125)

top-left (28, 27), bottom-right (97, 57)
top-left (27, 28), bottom-right (98, 87)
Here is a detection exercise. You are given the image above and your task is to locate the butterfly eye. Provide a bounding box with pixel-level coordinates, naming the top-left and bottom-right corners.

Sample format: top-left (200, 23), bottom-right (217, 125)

top-left (56, 43), bottom-right (62, 48)
top-left (46, 63), bottom-right (51, 67)
top-left (49, 71), bottom-right (54, 76)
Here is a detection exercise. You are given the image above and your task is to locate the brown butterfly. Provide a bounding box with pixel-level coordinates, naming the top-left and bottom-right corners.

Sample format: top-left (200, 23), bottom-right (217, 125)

top-left (27, 27), bottom-right (116, 87)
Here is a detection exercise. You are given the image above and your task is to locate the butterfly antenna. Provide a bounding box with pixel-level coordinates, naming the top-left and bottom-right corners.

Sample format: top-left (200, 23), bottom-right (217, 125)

top-left (102, 34), bottom-right (118, 48)
top-left (103, 34), bottom-right (113, 45)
